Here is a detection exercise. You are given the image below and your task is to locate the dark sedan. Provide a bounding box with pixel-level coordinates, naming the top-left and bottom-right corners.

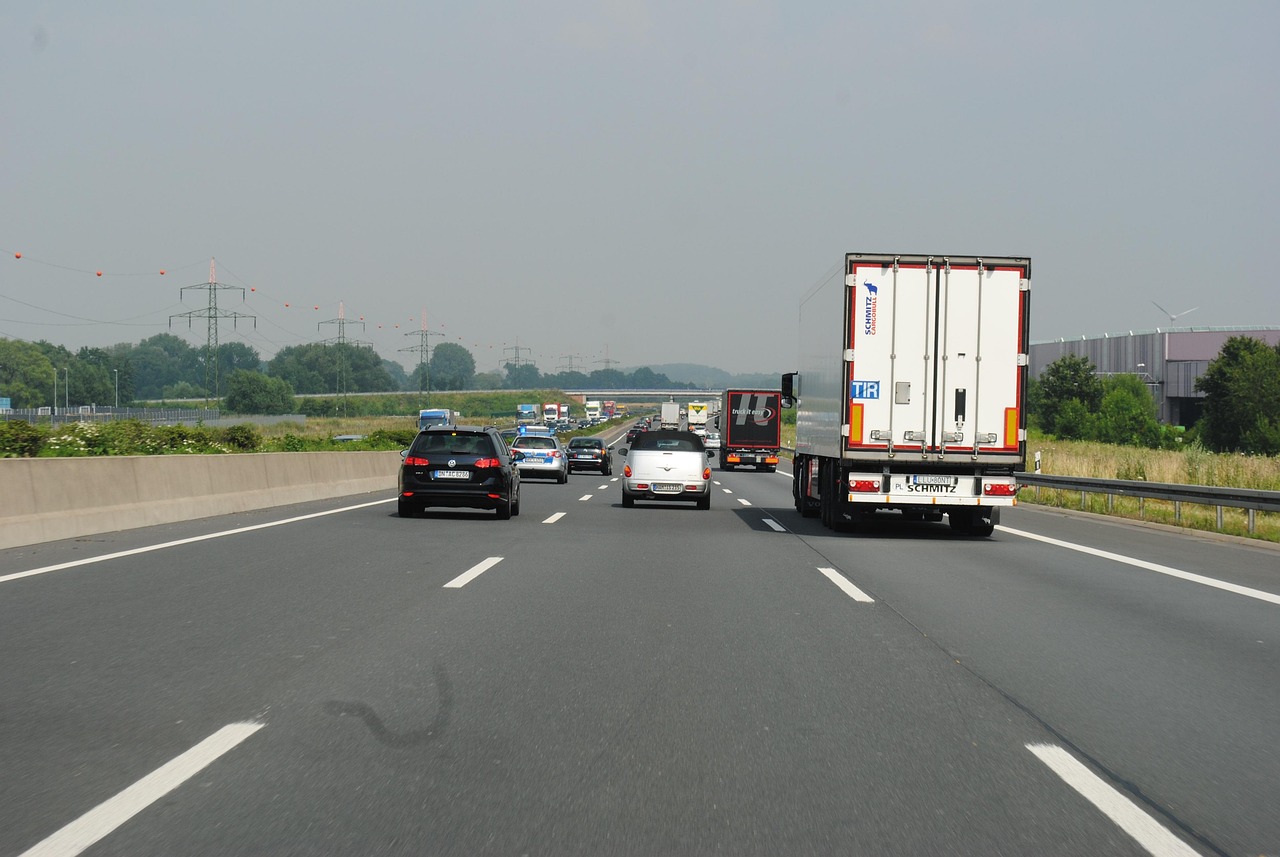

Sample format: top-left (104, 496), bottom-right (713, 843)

top-left (566, 436), bottom-right (612, 475)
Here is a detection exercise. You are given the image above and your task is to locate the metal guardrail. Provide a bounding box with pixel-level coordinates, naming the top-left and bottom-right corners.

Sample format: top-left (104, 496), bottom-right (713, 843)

top-left (1016, 473), bottom-right (1280, 535)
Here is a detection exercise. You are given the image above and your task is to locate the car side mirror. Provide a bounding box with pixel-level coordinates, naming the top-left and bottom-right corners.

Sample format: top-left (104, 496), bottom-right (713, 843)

top-left (706, 450), bottom-right (714, 459)
top-left (618, 448), bottom-right (628, 457)
top-left (511, 450), bottom-right (525, 461)
top-left (400, 449), bottom-right (410, 459)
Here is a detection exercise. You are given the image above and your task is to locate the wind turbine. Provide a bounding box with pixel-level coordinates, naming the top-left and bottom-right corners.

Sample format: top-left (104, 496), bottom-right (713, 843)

top-left (1151, 301), bottom-right (1198, 325)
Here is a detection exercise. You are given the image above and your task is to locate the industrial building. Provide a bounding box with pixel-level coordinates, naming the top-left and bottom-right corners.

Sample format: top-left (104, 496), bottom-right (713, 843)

top-left (1029, 327), bottom-right (1280, 427)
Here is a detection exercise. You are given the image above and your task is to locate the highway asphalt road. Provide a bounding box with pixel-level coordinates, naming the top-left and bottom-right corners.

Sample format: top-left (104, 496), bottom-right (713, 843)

top-left (1, 444), bottom-right (1277, 855)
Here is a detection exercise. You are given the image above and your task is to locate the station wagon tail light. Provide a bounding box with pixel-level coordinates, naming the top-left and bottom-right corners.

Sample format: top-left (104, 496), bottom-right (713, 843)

top-left (404, 456), bottom-right (430, 467)
top-left (473, 458), bottom-right (501, 468)
top-left (850, 479), bottom-right (881, 492)
top-left (984, 482), bottom-right (1018, 496)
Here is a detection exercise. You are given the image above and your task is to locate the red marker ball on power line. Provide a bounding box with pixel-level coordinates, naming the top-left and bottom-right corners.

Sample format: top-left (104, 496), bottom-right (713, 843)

top-left (159, 270), bottom-right (165, 275)
top-left (96, 271), bottom-right (103, 277)
top-left (14, 252), bottom-right (21, 259)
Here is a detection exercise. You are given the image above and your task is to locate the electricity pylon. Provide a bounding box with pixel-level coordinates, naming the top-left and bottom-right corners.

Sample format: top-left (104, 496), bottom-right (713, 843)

top-left (169, 258), bottom-right (255, 401)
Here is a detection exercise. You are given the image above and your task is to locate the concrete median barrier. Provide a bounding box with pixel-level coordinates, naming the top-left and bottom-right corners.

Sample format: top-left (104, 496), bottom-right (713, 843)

top-left (0, 451), bottom-right (402, 550)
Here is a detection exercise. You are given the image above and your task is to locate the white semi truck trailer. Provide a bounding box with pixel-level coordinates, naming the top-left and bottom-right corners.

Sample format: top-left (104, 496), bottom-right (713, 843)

top-left (784, 253), bottom-right (1030, 536)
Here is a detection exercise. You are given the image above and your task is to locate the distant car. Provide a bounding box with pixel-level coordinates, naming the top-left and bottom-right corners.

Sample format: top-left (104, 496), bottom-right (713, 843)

top-left (625, 427), bottom-right (643, 444)
top-left (398, 426), bottom-right (521, 519)
top-left (619, 429), bottom-right (713, 510)
top-left (566, 436), bottom-right (612, 475)
top-left (510, 434), bottom-right (570, 483)
top-left (703, 431), bottom-right (721, 451)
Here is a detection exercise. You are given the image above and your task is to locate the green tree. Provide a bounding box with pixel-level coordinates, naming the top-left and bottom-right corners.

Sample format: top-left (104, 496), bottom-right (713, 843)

top-left (1195, 336), bottom-right (1280, 454)
top-left (0, 339), bottom-right (56, 408)
top-left (503, 362), bottom-right (542, 389)
top-left (268, 343), bottom-right (394, 395)
top-left (1036, 355), bottom-right (1104, 437)
top-left (429, 342), bottom-right (476, 390)
top-left (225, 370), bottom-right (295, 414)
top-left (472, 370), bottom-right (504, 389)
top-left (130, 334), bottom-right (201, 398)
top-left (1090, 374), bottom-right (1162, 447)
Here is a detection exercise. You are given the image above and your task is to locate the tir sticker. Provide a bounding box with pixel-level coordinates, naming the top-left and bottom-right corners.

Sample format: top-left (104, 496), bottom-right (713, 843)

top-left (850, 380), bottom-right (880, 399)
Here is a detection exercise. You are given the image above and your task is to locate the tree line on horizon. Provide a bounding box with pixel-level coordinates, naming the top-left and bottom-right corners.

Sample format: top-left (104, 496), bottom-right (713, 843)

top-left (0, 334), bottom-right (698, 412)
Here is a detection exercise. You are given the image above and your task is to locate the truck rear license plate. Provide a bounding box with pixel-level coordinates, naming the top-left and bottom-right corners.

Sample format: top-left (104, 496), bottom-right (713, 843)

top-left (912, 475), bottom-right (956, 485)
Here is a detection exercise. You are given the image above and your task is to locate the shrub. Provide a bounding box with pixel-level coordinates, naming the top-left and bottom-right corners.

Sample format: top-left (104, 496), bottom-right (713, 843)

top-left (0, 420), bottom-right (45, 457)
top-left (218, 423), bottom-right (263, 451)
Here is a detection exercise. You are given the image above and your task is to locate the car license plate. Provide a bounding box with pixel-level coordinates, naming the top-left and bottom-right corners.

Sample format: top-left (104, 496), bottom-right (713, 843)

top-left (574, 454), bottom-right (593, 459)
top-left (433, 470), bottom-right (470, 479)
top-left (912, 475), bottom-right (956, 485)
top-left (525, 456), bottom-right (547, 464)
top-left (653, 482), bottom-right (682, 491)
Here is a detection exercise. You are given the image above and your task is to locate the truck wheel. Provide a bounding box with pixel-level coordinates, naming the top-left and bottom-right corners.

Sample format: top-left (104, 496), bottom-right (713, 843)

top-left (969, 506), bottom-right (998, 537)
top-left (948, 509), bottom-right (973, 534)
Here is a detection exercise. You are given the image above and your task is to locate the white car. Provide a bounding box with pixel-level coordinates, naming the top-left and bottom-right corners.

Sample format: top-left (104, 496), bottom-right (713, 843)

top-left (618, 430), bottom-right (713, 510)
top-left (703, 431), bottom-right (721, 451)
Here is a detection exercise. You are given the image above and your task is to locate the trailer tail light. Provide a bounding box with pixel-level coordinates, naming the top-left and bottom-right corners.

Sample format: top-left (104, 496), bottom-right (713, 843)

top-left (984, 482), bottom-right (1018, 497)
top-left (404, 456), bottom-right (430, 467)
top-left (849, 479), bottom-right (881, 493)
top-left (765, 456), bottom-right (779, 465)
top-left (726, 454), bottom-right (741, 463)
top-left (473, 458), bottom-right (501, 468)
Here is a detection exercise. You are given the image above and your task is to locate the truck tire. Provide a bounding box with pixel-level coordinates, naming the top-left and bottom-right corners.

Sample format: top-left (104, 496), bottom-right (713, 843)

top-left (819, 460), bottom-right (835, 529)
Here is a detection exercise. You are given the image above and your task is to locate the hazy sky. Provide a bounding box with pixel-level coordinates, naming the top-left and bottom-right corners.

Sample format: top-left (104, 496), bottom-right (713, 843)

top-left (2, 1), bottom-right (1277, 376)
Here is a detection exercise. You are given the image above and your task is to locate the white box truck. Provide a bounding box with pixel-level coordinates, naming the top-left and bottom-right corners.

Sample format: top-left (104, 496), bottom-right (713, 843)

top-left (660, 401), bottom-right (680, 430)
top-left (783, 253), bottom-right (1030, 536)
top-left (686, 401), bottom-right (709, 433)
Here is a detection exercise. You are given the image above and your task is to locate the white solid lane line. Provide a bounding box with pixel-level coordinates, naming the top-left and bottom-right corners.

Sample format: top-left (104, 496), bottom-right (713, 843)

top-left (0, 498), bottom-right (396, 585)
top-left (1027, 744), bottom-right (1198, 857)
top-left (817, 567), bottom-right (875, 603)
top-left (443, 556), bottom-right (504, 589)
top-left (763, 519), bottom-right (787, 532)
top-left (19, 722), bottom-right (264, 857)
top-left (997, 525), bottom-right (1280, 606)
top-left (543, 512), bottom-right (567, 524)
